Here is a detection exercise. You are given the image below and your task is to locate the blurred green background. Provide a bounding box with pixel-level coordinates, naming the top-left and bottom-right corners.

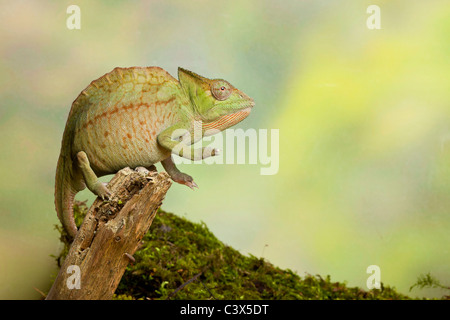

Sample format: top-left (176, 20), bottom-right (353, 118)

top-left (0, 0), bottom-right (449, 299)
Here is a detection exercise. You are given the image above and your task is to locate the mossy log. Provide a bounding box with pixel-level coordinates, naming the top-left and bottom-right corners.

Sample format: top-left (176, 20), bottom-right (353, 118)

top-left (46, 167), bottom-right (172, 300)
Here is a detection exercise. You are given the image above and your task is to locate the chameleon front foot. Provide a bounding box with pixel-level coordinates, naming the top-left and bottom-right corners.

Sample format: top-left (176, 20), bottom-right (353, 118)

top-left (172, 172), bottom-right (199, 190)
top-left (161, 156), bottom-right (198, 190)
top-left (135, 165), bottom-right (157, 176)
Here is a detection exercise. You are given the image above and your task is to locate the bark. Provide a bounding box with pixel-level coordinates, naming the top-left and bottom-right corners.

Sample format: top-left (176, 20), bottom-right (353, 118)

top-left (46, 167), bottom-right (172, 300)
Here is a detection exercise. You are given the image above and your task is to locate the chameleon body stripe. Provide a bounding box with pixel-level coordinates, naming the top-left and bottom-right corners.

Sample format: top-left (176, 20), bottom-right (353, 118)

top-left (72, 67), bottom-right (183, 175)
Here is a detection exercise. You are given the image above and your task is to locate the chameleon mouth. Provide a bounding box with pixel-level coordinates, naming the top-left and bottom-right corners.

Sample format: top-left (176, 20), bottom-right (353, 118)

top-left (202, 107), bottom-right (252, 132)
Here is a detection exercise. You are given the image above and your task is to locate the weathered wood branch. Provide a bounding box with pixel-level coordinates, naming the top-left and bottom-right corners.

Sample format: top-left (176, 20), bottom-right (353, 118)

top-left (46, 167), bottom-right (172, 300)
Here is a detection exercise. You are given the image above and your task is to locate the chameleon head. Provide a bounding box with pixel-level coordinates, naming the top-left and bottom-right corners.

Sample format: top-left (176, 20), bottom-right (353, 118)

top-left (178, 67), bottom-right (255, 132)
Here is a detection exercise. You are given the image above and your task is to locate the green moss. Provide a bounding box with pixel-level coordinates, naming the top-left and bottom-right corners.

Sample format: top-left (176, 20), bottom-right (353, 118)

top-left (56, 201), bottom-right (416, 300)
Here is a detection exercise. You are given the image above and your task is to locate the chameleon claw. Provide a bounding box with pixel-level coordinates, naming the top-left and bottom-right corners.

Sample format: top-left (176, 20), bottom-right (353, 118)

top-left (97, 183), bottom-right (112, 201)
top-left (184, 180), bottom-right (198, 190)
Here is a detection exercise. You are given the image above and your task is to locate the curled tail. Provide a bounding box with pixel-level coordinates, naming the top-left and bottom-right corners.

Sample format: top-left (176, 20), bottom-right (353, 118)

top-left (55, 154), bottom-right (79, 239)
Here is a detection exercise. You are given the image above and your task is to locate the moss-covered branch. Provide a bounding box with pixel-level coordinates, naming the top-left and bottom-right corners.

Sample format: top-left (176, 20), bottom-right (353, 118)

top-left (51, 200), bottom-right (436, 300)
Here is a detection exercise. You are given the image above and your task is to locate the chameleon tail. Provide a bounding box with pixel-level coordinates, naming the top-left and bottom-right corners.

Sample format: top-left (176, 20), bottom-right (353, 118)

top-left (54, 154), bottom-right (78, 239)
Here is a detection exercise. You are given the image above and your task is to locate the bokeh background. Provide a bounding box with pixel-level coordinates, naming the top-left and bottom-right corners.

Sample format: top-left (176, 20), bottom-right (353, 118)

top-left (0, 0), bottom-right (449, 299)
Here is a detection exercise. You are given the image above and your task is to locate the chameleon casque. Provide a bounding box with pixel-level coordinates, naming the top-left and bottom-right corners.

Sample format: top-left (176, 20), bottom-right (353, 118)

top-left (55, 67), bottom-right (255, 238)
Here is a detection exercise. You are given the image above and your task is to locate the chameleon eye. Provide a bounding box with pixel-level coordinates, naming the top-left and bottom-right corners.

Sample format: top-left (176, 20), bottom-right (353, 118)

top-left (211, 80), bottom-right (232, 101)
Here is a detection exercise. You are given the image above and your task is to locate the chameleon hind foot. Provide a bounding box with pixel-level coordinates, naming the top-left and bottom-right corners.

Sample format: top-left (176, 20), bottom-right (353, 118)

top-left (77, 151), bottom-right (112, 200)
top-left (96, 182), bottom-right (112, 201)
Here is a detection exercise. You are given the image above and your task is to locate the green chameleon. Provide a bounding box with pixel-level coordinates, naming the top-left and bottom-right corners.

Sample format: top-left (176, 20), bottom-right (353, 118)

top-left (55, 67), bottom-right (255, 238)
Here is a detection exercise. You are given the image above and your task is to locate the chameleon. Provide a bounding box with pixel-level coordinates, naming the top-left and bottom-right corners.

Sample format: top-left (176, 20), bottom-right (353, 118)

top-left (55, 66), bottom-right (255, 238)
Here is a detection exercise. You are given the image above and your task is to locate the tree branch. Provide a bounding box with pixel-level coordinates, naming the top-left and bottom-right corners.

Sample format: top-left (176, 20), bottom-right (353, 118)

top-left (46, 167), bottom-right (172, 300)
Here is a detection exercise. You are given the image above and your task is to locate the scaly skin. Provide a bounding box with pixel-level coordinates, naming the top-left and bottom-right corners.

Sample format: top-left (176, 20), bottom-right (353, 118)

top-left (55, 67), bottom-right (254, 238)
